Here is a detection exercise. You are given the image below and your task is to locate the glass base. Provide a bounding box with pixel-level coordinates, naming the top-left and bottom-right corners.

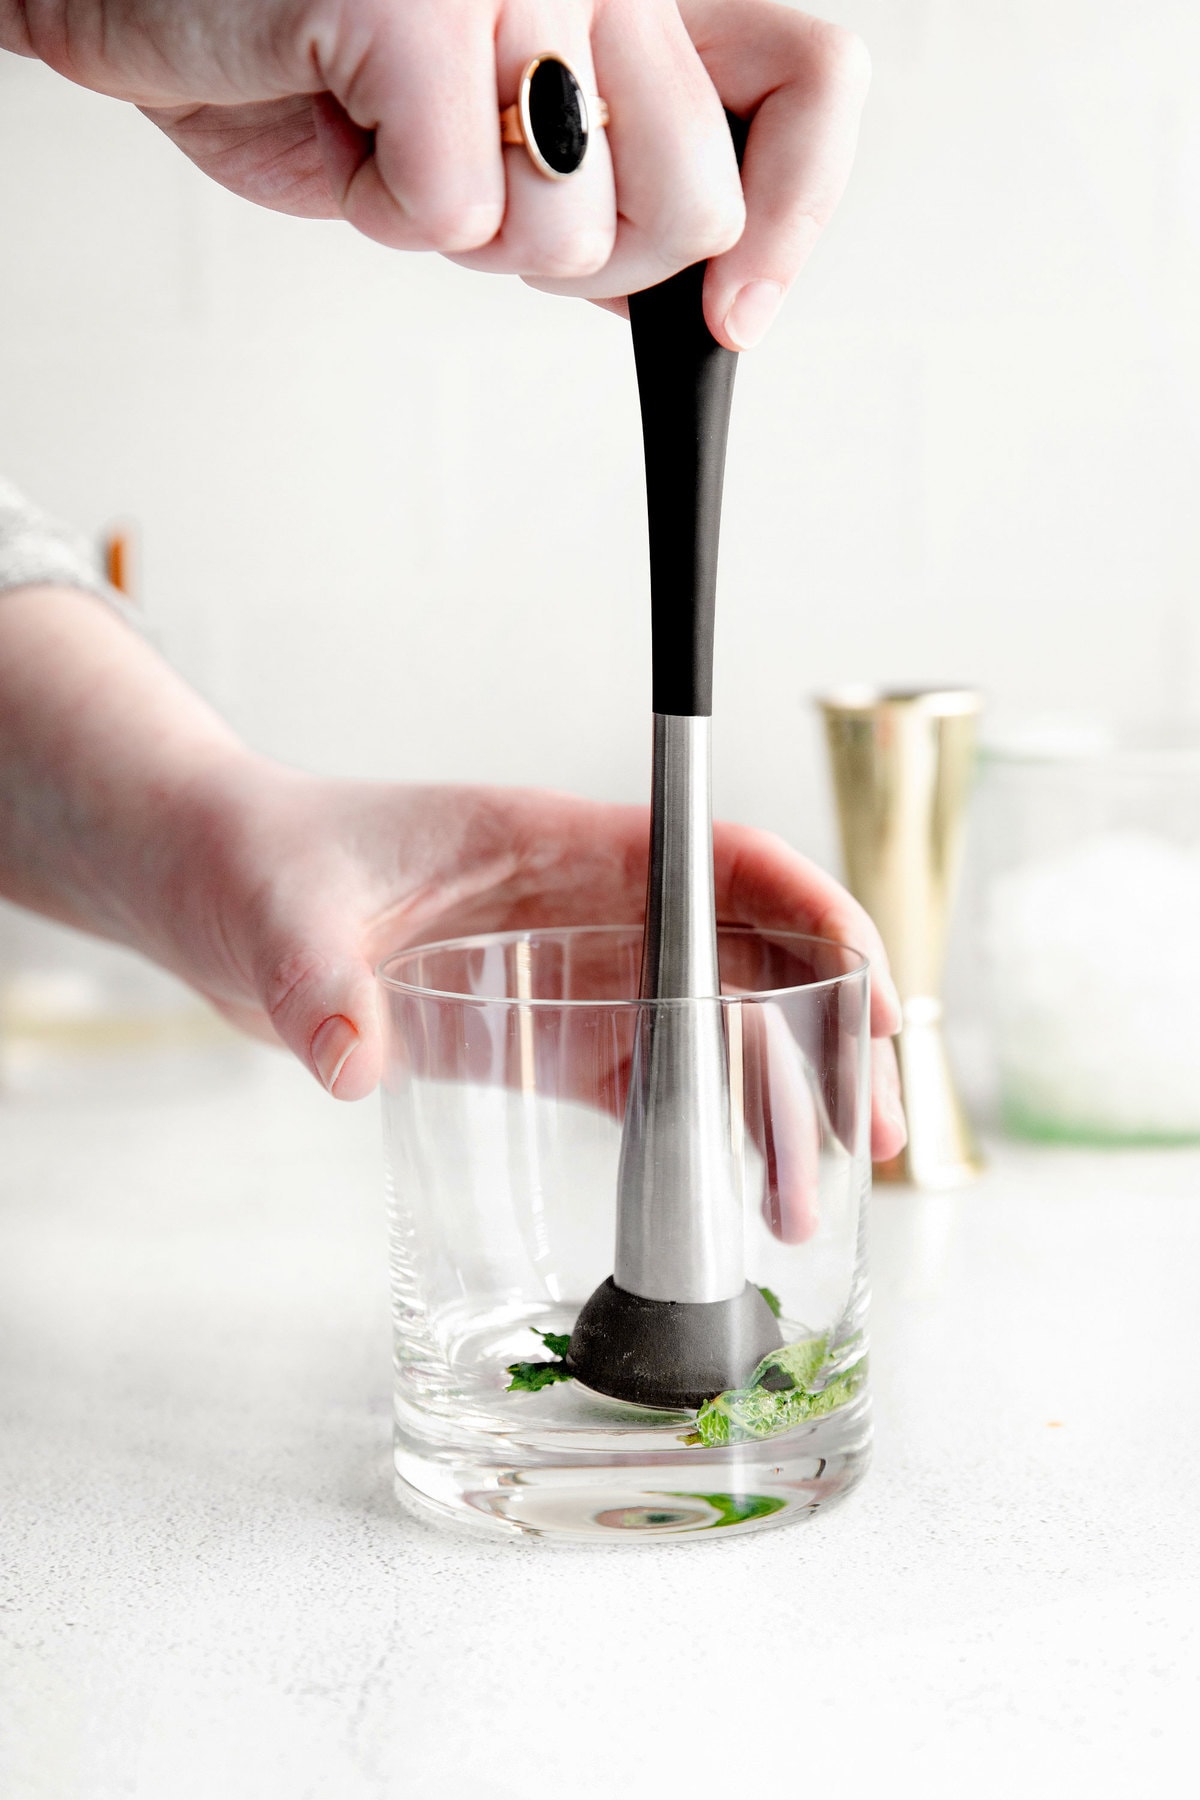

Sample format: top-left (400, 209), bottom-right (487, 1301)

top-left (1002, 1097), bottom-right (1200, 1147)
top-left (393, 1396), bottom-right (871, 1542)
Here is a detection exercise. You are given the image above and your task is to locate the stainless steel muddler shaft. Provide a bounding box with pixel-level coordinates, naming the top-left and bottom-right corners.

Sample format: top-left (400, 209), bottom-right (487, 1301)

top-left (566, 121), bottom-right (782, 1407)
top-left (613, 712), bottom-right (743, 1303)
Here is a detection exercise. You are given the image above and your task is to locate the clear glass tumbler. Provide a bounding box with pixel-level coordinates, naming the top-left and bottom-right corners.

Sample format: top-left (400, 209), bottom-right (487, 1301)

top-left (379, 925), bottom-right (872, 1541)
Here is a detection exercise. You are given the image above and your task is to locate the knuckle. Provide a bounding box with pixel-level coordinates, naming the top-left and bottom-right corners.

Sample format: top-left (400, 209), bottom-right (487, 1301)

top-left (524, 229), bottom-right (615, 280)
top-left (808, 22), bottom-right (873, 95)
top-left (417, 198), bottom-right (503, 254)
top-left (657, 190), bottom-right (745, 268)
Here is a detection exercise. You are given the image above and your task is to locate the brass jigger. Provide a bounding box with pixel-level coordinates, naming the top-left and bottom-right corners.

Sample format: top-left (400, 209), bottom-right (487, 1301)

top-left (818, 687), bottom-right (984, 1189)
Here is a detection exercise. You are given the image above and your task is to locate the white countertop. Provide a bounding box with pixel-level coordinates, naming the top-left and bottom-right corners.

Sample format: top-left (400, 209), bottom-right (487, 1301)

top-left (2, 1044), bottom-right (1197, 1799)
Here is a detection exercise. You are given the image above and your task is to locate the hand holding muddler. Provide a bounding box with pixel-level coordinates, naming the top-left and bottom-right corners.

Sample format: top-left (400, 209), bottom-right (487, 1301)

top-left (4, 0), bottom-right (870, 351)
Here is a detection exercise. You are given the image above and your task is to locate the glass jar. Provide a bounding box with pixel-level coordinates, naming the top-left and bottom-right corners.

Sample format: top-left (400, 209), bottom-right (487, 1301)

top-left (977, 729), bottom-right (1200, 1143)
top-left (379, 925), bottom-right (873, 1542)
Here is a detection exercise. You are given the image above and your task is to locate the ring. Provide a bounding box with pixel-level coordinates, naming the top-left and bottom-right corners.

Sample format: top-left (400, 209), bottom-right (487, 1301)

top-left (499, 54), bottom-right (610, 180)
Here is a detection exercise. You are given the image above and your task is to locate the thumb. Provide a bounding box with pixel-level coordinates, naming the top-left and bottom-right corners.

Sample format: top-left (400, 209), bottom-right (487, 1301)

top-left (257, 935), bottom-right (382, 1102)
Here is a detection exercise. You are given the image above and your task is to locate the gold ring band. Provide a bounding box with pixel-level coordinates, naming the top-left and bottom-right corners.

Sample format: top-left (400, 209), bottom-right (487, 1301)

top-left (499, 55), bottom-right (609, 180)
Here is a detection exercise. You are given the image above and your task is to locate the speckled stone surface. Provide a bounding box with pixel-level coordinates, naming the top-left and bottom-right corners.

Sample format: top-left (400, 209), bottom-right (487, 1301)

top-left (2, 1047), bottom-right (1196, 1798)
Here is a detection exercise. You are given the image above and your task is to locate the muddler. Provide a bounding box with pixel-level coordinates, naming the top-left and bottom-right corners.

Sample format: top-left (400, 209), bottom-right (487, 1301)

top-left (567, 131), bottom-right (783, 1409)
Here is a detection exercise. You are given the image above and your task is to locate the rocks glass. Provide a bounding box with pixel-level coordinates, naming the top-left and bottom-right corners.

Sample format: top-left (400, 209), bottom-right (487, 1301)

top-left (379, 925), bottom-right (873, 1541)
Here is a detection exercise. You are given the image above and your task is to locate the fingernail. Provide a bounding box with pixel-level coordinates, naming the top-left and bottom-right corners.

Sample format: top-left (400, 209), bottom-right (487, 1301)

top-left (311, 1015), bottom-right (359, 1095)
top-left (724, 279), bottom-right (784, 349)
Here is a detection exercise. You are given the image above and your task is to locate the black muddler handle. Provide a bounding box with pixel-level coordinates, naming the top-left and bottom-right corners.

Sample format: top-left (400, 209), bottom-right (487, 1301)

top-left (628, 112), bottom-right (749, 718)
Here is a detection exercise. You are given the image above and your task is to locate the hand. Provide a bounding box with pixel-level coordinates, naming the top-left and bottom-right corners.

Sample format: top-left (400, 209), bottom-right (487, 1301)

top-left (0, 587), bottom-right (905, 1240)
top-left (7, 0), bottom-right (870, 348)
top-left (155, 755), bottom-right (906, 1171)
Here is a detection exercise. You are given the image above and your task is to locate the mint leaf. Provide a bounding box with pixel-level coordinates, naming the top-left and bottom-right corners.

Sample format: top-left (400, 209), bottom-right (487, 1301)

top-left (756, 1285), bottom-right (783, 1320)
top-left (505, 1325), bottom-right (574, 1392)
top-left (685, 1335), bottom-right (865, 1447)
top-left (505, 1359), bottom-right (574, 1393)
top-left (750, 1334), bottom-right (829, 1394)
top-left (691, 1385), bottom-right (800, 1446)
top-left (802, 1368), bottom-right (862, 1417)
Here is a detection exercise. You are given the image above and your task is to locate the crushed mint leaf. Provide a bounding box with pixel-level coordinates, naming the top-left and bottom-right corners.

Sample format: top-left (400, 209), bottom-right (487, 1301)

top-left (505, 1359), bottom-right (574, 1393)
top-left (752, 1334), bottom-right (831, 1394)
top-left (683, 1334), bottom-right (866, 1447)
top-left (756, 1285), bottom-right (783, 1319)
top-left (503, 1318), bottom-right (863, 1438)
top-left (505, 1326), bottom-right (573, 1392)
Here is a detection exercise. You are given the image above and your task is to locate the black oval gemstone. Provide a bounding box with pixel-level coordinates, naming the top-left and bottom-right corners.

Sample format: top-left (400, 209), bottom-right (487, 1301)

top-left (527, 57), bottom-right (588, 175)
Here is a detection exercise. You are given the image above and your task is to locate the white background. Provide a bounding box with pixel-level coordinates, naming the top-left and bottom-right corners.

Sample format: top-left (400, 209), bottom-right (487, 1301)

top-left (3, 0), bottom-right (1199, 872)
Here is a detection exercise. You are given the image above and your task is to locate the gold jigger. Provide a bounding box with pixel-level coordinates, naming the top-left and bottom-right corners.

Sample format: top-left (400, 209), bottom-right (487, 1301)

top-left (818, 687), bottom-right (984, 1189)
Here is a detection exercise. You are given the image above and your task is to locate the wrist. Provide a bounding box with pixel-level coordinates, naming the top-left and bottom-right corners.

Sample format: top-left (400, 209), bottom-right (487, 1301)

top-left (0, 584), bottom-right (247, 960)
top-left (138, 741), bottom-right (289, 985)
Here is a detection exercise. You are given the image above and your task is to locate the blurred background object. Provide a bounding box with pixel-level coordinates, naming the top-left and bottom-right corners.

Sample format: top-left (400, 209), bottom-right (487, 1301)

top-left (0, 903), bottom-right (247, 1098)
top-left (975, 723), bottom-right (1200, 1144)
top-left (820, 687), bottom-right (983, 1187)
top-left (102, 522), bottom-right (137, 600)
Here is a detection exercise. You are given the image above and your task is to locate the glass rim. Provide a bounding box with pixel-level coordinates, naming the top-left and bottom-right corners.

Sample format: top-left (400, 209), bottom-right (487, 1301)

top-left (980, 739), bottom-right (1200, 773)
top-left (817, 683), bottom-right (982, 718)
top-left (376, 923), bottom-right (870, 1009)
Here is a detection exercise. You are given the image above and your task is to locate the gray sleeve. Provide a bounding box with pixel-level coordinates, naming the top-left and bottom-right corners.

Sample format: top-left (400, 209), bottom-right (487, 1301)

top-left (0, 476), bottom-right (123, 607)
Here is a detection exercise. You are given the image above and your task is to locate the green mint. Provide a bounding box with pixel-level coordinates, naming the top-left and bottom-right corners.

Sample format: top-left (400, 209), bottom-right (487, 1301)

top-left (505, 1359), bottom-right (574, 1392)
top-left (674, 1491), bottom-right (788, 1528)
top-left (503, 1319), bottom-right (864, 1443)
top-left (755, 1335), bottom-right (831, 1392)
top-left (505, 1327), bottom-right (573, 1392)
top-left (684, 1334), bottom-right (866, 1447)
top-left (755, 1285), bottom-right (783, 1319)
